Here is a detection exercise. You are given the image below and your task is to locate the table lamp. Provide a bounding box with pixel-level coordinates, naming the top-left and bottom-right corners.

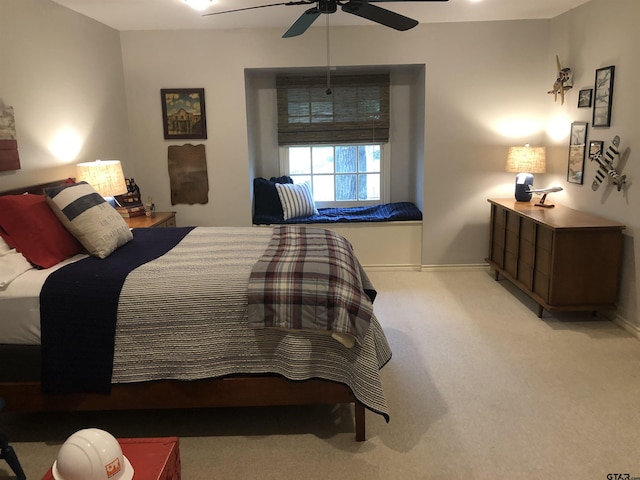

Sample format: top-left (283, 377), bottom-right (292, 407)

top-left (505, 145), bottom-right (546, 202)
top-left (76, 160), bottom-right (127, 206)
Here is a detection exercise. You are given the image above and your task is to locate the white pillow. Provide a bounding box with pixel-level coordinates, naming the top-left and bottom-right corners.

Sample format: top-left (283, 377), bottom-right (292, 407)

top-left (44, 181), bottom-right (133, 259)
top-left (0, 249), bottom-right (33, 289)
top-left (275, 182), bottom-right (318, 221)
top-left (0, 236), bottom-right (11, 256)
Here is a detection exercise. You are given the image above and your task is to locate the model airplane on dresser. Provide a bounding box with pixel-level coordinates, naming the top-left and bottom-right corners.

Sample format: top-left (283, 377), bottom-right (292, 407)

top-left (527, 186), bottom-right (563, 208)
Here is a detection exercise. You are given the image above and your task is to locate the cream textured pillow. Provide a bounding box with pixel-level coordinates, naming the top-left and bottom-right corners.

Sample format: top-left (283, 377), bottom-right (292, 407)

top-left (275, 182), bottom-right (318, 221)
top-left (0, 249), bottom-right (33, 289)
top-left (0, 236), bottom-right (11, 256)
top-left (44, 181), bottom-right (133, 259)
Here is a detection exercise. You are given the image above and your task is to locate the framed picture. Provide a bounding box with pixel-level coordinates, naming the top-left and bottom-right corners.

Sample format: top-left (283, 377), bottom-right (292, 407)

top-left (567, 121), bottom-right (588, 184)
top-left (160, 88), bottom-right (207, 140)
top-left (588, 140), bottom-right (604, 159)
top-left (592, 66), bottom-right (615, 127)
top-left (577, 88), bottom-right (593, 108)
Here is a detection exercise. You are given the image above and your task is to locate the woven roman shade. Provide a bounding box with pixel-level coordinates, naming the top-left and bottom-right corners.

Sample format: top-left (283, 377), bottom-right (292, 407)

top-left (276, 73), bottom-right (390, 145)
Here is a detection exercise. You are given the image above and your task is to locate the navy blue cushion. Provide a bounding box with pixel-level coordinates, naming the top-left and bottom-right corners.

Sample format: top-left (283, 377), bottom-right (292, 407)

top-left (253, 176), bottom-right (292, 222)
top-left (253, 202), bottom-right (422, 225)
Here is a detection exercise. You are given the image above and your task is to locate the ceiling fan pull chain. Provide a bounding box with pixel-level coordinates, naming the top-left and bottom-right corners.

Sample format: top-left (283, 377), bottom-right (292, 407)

top-left (326, 15), bottom-right (332, 95)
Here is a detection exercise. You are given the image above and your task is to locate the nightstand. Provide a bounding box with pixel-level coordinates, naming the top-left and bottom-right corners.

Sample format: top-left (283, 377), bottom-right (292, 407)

top-left (124, 212), bottom-right (176, 229)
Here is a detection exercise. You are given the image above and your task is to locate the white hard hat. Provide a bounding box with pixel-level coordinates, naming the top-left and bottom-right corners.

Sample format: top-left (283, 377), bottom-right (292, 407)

top-left (52, 428), bottom-right (134, 480)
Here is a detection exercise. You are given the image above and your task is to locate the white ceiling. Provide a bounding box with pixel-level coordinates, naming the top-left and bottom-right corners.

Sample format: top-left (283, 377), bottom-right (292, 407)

top-left (51, 0), bottom-right (592, 32)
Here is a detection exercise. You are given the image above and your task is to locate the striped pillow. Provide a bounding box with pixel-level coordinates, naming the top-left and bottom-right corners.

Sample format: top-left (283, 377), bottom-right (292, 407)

top-left (44, 181), bottom-right (133, 259)
top-left (275, 182), bottom-right (318, 220)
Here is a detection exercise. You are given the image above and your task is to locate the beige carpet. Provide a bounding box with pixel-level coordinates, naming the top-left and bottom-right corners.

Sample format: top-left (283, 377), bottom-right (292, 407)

top-left (2, 269), bottom-right (640, 479)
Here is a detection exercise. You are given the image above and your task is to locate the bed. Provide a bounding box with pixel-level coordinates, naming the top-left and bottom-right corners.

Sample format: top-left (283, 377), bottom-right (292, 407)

top-left (0, 180), bottom-right (392, 441)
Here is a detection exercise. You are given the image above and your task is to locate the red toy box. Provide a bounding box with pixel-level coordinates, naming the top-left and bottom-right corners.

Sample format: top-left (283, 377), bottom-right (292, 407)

top-left (42, 437), bottom-right (180, 480)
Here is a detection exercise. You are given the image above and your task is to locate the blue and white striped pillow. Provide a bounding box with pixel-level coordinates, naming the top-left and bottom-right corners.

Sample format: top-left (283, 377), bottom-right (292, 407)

top-left (44, 181), bottom-right (132, 259)
top-left (275, 182), bottom-right (318, 221)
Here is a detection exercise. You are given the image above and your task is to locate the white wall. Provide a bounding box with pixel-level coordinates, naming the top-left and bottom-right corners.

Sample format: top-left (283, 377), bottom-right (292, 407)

top-left (0, 0), bottom-right (131, 189)
top-left (119, 20), bottom-right (550, 235)
top-left (547, 0), bottom-right (640, 331)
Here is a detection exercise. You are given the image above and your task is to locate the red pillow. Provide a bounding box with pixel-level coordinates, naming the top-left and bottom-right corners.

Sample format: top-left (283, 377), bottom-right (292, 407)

top-left (0, 194), bottom-right (82, 268)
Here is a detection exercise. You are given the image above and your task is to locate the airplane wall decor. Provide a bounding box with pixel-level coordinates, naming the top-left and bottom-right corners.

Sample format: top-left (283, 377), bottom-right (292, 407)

top-left (591, 135), bottom-right (629, 192)
top-left (548, 55), bottom-right (573, 105)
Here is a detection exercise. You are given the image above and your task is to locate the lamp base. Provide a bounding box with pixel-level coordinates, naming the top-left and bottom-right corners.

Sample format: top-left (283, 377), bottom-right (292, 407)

top-left (514, 173), bottom-right (534, 202)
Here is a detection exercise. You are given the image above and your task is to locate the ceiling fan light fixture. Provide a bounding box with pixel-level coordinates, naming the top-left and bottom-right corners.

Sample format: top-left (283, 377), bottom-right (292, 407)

top-left (184, 0), bottom-right (217, 12)
top-left (205, 0), bottom-right (450, 37)
top-left (318, 0), bottom-right (338, 14)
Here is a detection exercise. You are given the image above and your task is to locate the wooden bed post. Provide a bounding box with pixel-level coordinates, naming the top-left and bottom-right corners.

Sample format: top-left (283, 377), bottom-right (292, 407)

top-left (355, 400), bottom-right (366, 442)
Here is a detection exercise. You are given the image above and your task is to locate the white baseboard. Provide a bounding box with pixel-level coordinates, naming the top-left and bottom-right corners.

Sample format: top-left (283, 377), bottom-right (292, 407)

top-left (363, 264), bottom-right (422, 272)
top-left (362, 263), bottom-right (489, 272)
top-left (421, 264), bottom-right (490, 272)
top-left (363, 263), bottom-right (489, 273)
top-left (611, 313), bottom-right (640, 340)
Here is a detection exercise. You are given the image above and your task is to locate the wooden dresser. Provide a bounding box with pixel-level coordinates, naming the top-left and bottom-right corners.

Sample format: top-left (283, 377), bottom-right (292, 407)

top-left (486, 198), bottom-right (625, 317)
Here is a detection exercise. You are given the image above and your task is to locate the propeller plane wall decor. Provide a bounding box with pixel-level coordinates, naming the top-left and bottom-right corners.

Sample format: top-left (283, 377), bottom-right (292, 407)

top-left (203, 0), bottom-right (449, 38)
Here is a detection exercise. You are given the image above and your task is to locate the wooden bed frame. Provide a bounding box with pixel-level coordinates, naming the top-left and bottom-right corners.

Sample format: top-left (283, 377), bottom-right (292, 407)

top-left (0, 180), bottom-right (367, 441)
top-left (0, 378), bottom-right (366, 441)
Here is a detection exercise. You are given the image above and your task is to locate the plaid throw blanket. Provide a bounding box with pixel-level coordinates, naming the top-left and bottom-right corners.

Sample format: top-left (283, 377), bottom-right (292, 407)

top-left (248, 226), bottom-right (374, 347)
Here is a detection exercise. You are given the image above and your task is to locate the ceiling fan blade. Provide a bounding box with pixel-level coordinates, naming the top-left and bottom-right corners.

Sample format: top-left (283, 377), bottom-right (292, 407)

top-left (282, 7), bottom-right (321, 38)
top-left (341, 1), bottom-right (418, 31)
top-left (202, 1), bottom-right (314, 17)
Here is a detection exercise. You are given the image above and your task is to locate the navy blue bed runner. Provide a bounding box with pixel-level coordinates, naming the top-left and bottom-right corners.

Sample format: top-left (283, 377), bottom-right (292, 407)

top-left (40, 227), bottom-right (194, 394)
top-left (253, 201), bottom-right (422, 225)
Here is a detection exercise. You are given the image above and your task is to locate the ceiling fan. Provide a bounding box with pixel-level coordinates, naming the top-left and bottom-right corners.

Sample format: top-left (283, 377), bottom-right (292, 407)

top-left (202, 0), bottom-right (449, 38)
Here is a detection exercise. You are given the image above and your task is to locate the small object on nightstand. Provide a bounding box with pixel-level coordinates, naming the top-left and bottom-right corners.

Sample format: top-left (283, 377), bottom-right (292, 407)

top-left (144, 196), bottom-right (156, 217)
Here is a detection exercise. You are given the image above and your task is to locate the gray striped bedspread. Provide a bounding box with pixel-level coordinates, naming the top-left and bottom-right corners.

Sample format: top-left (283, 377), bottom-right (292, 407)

top-left (113, 227), bottom-right (392, 420)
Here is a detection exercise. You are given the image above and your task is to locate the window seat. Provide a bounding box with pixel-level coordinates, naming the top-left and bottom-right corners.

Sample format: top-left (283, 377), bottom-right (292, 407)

top-left (253, 201), bottom-right (422, 225)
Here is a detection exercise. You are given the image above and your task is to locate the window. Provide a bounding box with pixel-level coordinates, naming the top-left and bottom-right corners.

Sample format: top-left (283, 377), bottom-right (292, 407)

top-left (277, 73), bottom-right (390, 206)
top-left (281, 144), bottom-right (387, 206)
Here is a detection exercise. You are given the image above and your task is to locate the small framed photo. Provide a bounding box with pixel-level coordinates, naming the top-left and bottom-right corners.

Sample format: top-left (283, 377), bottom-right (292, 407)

top-left (588, 140), bottom-right (604, 159)
top-left (592, 66), bottom-right (615, 127)
top-left (567, 121), bottom-right (588, 185)
top-left (578, 88), bottom-right (593, 108)
top-left (160, 88), bottom-right (207, 140)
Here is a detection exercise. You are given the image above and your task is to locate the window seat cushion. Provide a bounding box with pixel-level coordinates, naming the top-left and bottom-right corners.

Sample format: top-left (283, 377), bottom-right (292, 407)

top-left (253, 202), bottom-right (422, 225)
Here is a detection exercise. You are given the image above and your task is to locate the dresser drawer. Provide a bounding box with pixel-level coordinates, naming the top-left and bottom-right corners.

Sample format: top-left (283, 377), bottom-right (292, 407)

top-left (536, 225), bottom-right (553, 251)
top-left (533, 271), bottom-right (550, 301)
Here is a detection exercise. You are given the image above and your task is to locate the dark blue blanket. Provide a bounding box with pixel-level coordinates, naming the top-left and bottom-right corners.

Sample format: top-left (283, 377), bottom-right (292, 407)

top-left (253, 201), bottom-right (422, 225)
top-left (40, 227), bottom-right (194, 394)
